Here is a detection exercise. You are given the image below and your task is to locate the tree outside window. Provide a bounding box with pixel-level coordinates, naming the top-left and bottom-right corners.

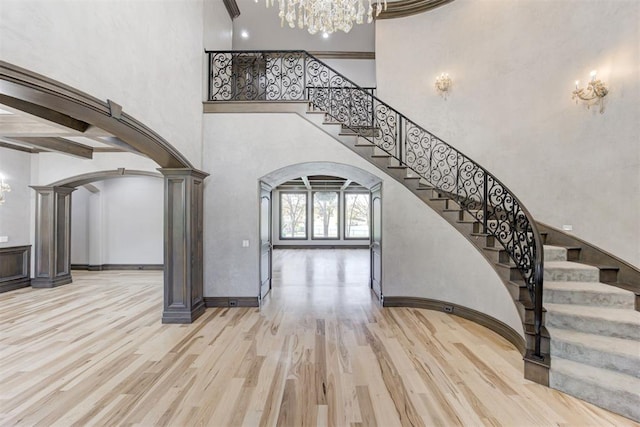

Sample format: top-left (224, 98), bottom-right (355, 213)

top-left (280, 192), bottom-right (307, 239)
top-left (313, 191), bottom-right (338, 239)
top-left (345, 193), bottom-right (370, 239)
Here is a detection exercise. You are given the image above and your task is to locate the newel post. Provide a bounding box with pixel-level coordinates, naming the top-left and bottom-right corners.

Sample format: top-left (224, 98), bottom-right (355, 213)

top-left (30, 185), bottom-right (75, 288)
top-left (159, 168), bottom-right (208, 323)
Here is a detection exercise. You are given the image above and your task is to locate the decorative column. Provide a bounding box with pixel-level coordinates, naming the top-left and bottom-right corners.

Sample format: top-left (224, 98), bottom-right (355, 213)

top-left (159, 168), bottom-right (208, 323)
top-left (30, 186), bottom-right (75, 288)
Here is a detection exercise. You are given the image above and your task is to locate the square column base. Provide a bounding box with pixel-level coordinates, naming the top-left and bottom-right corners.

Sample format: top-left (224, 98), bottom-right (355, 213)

top-left (31, 274), bottom-right (72, 289)
top-left (162, 300), bottom-right (206, 324)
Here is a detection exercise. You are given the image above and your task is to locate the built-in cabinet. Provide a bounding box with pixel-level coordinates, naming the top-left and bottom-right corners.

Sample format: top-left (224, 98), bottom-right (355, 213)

top-left (0, 245), bottom-right (31, 293)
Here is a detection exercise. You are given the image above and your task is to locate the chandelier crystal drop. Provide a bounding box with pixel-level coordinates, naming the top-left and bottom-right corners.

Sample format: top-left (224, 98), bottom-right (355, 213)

top-left (256, 0), bottom-right (387, 34)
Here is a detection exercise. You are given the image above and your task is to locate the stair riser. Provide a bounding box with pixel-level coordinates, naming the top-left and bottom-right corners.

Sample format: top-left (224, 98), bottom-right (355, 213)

top-left (416, 193), bottom-right (447, 208)
top-left (517, 305), bottom-right (545, 325)
top-left (403, 178), bottom-right (421, 189)
top-left (549, 371), bottom-right (640, 422)
top-left (369, 155), bottom-right (392, 170)
top-left (550, 341), bottom-right (640, 378)
top-left (471, 234), bottom-right (496, 248)
top-left (483, 249), bottom-right (511, 264)
top-left (544, 290), bottom-right (635, 309)
top-left (544, 247), bottom-right (567, 262)
top-left (443, 209), bottom-right (478, 223)
top-left (543, 268), bottom-right (600, 282)
top-left (506, 282), bottom-right (530, 301)
top-left (546, 312), bottom-right (640, 340)
top-left (599, 269), bottom-right (619, 284)
top-left (525, 334), bottom-right (550, 355)
top-left (443, 199), bottom-right (461, 210)
top-left (495, 265), bottom-right (525, 282)
top-left (384, 167), bottom-right (408, 180)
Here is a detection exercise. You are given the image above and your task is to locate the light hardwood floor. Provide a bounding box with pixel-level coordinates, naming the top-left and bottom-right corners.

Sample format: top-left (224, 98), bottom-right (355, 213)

top-left (0, 249), bottom-right (636, 426)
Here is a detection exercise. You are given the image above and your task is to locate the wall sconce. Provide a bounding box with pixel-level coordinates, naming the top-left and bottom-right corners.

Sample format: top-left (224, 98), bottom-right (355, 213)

top-left (435, 73), bottom-right (452, 99)
top-left (0, 174), bottom-right (10, 205)
top-left (573, 70), bottom-right (608, 113)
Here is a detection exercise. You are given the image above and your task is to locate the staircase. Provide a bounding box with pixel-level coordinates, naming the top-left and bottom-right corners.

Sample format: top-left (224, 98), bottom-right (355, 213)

top-left (302, 112), bottom-right (548, 359)
top-left (205, 50), bottom-right (640, 421)
top-left (543, 245), bottom-right (640, 421)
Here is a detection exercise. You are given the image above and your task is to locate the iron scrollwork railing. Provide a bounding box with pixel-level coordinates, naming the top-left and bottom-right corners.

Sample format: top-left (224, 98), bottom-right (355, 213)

top-left (207, 50), bottom-right (545, 358)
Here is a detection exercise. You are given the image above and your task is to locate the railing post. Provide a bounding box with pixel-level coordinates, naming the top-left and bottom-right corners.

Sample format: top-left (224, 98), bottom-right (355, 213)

top-left (371, 96), bottom-right (375, 140)
top-left (207, 52), bottom-right (212, 101)
top-left (483, 173), bottom-right (489, 233)
top-left (398, 115), bottom-right (404, 163)
top-left (349, 87), bottom-right (353, 128)
top-left (534, 249), bottom-right (544, 358)
top-left (456, 153), bottom-right (460, 202)
top-left (303, 53), bottom-right (307, 102)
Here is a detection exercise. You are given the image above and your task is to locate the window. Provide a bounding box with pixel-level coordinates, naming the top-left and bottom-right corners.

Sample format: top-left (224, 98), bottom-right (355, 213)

top-left (312, 191), bottom-right (339, 239)
top-left (280, 192), bottom-right (307, 239)
top-left (344, 193), bottom-right (370, 239)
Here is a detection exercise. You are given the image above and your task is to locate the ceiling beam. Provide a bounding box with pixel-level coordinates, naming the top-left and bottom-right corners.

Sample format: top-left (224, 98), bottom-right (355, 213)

top-left (301, 176), bottom-right (312, 190)
top-left (0, 94), bottom-right (90, 133)
top-left (0, 140), bottom-right (40, 153)
top-left (83, 183), bottom-right (100, 194)
top-left (340, 179), bottom-right (353, 191)
top-left (9, 136), bottom-right (93, 159)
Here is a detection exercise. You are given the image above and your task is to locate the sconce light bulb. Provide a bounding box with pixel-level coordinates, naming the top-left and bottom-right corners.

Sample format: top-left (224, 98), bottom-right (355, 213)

top-left (575, 80), bottom-right (579, 89)
top-left (590, 70), bottom-right (597, 80)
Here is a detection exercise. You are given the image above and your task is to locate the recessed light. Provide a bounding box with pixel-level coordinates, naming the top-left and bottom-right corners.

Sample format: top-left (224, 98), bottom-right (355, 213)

top-left (241, 30), bottom-right (249, 39)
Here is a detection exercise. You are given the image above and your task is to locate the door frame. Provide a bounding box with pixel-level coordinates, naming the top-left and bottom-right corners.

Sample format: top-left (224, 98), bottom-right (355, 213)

top-left (370, 183), bottom-right (383, 301)
top-left (258, 181), bottom-right (273, 304)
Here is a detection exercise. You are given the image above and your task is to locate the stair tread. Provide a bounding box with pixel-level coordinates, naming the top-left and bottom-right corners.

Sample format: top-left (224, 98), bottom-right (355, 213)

top-left (543, 245), bottom-right (569, 251)
top-left (545, 302), bottom-right (640, 324)
top-left (544, 281), bottom-right (634, 296)
top-left (551, 357), bottom-right (640, 395)
top-left (545, 261), bottom-right (600, 271)
top-left (547, 326), bottom-right (640, 359)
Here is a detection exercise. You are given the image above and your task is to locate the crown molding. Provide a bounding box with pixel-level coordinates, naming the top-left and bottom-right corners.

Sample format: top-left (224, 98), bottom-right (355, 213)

top-left (376, 0), bottom-right (454, 19)
top-left (223, 0), bottom-right (241, 19)
top-left (308, 51), bottom-right (375, 60)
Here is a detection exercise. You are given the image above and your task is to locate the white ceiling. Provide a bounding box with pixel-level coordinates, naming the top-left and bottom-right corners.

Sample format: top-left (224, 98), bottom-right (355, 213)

top-left (232, 0), bottom-right (376, 51)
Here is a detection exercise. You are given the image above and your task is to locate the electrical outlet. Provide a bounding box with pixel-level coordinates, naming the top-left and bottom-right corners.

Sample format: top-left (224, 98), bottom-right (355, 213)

top-left (229, 299), bottom-right (238, 307)
top-left (443, 305), bottom-right (454, 313)
top-left (562, 224), bottom-right (573, 231)
top-left (0, 236), bottom-right (8, 243)
top-left (242, 240), bottom-right (249, 247)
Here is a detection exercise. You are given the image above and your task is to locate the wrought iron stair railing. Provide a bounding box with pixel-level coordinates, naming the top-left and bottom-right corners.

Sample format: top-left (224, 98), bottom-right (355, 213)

top-left (207, 50), bottom-right (545, 359)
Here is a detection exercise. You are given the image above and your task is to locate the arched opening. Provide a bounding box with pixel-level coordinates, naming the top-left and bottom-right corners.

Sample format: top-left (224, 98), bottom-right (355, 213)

top-left (259, 162), bottom-right (383, 307)
top-left (1, 63), bottom-right (207, 323)
top-left (50, 170), bottom-right (165, 272)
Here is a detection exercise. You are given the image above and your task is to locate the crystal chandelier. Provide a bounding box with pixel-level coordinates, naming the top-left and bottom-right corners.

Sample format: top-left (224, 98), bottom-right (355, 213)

top-left (256, 0), bottom-right (387, 34)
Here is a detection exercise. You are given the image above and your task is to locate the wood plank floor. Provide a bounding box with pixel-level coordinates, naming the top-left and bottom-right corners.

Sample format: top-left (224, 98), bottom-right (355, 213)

top-left (0, 249), bottom-right (637, 426)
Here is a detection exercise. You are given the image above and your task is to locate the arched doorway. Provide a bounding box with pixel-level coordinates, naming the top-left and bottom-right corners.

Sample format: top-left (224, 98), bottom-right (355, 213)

top-left (1, 62), bottom-right (207, 324)
top-left (259, 162), bottom-right (383, 303)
